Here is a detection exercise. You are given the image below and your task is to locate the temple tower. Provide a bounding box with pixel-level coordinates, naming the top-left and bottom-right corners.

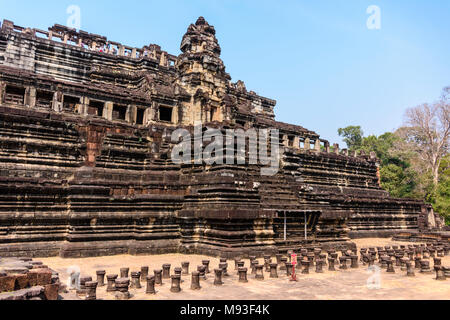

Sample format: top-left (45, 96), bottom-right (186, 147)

top-left (177, 17), bottom-right (232, 125)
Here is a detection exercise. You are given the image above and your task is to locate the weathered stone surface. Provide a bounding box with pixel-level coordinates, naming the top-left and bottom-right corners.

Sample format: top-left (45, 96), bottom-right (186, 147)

top-left (0, 17), bottom-right (428, 259)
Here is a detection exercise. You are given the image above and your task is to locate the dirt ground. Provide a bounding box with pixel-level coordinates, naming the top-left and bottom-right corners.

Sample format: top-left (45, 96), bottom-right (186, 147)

top-left (40, 238), bottom-right (450, 300)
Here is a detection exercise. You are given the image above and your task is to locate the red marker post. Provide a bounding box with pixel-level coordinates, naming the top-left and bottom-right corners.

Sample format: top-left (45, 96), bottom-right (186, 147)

top-left (290, 253), bottom-right (298, 282)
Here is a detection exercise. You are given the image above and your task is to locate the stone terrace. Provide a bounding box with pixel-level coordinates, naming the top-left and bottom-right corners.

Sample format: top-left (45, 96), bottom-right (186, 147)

top-left (39, 239), bottom-right (450, 300)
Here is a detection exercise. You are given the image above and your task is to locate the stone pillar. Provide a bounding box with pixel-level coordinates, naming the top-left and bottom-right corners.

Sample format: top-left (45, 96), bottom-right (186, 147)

top-left (315, 260), bottom-right (324, 273)
top-left (285, 262), bottom-right (293, 276)
top-left (339, 257), bottom-right (348, 270)
top-left (170, 275), bottom-right (182, 293)
top-left (202, 260), bottom-right (210, 274)
top-left (154, 269), bottom-right (163, 286)
top-left (237, 261), bottom-right (245, 274)
top-left (118, 46), bottom-right (125, 56)
top-left (238, 268), bottom-right (248, 283)
top-left (414, 257), bottom-right (422, 269)
top-left (103, 101), bottom-right (113, 120)
top-left (25, 86), bottom-right (36, 107)
top-left (146, 276), bottom-right (156, 295)
top-left (106, 274), bottom-right (118, 292)
top-left (120, 268), bottom-right (129, 278)
top-left (214, 269), bottom-right (223, 286)
top-left (406, 261), bottom-right (415, 277)
top-left (328, 258), bottom-right (336, 271)
top-left (162, 264), bottom-right (171, 279)
top-left (77, 276), bottom-right (92, 297)
top-left (251, 260), bottom-right (258, 275)
top-left (269, 263), bottom-right (278, 278)
top-left (386, 259), bottom-right (395, 273)
top-left (190, 271), bottom-right (201, 290)
top-left (197, 265), bottom-right (207, 280)
top-left (433, 257), bottom-right (441, 268)
top-left (234, 258), bottom-right (241, 271)
top-left (420, 260), bottom-right (432, 274)
top-left (115, 278), bottom-right (130, 300)
top-left (182, 262), bottom-right (190, 275)
top-left (85, 281), bottom-right (98, 300)
top-left (79, 96), bottom-right (89, 115)
top-left (219, 262), bottom-right (229, 277)
top-left (301, 260), bottom-right (310, 274)
top-left (314, 139), bottom-right (321, 152)
top-left (350, 255), bottom-right (359, 269)
top-left (255, 265), bottom-right (265, 280)
top-left (96, 270), bottom-right (106, 287)
top-left (141, 267), bottom-right (149, 282)
top-left (435, 266), bottom-right (446, 281)
top-left (264, 258), bottom-right (271, 272)
top-left (53, 91), bottom-right (63, 112)
top-left (130, 272), bottom-right (141, 289)
top-left (307, 254), bottom-right (315, 267)
top-left (127, 105), bottom-right (137, 124)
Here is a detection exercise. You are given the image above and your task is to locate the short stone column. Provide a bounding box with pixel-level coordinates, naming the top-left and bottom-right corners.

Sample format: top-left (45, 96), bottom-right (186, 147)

top-left (202, 260), bottom-right (211, 274)
top-left (191, 271), bottom-right (201, 290)
top-left (264, 258), bottom-right (271, 272)
top-left (154, 269), bottom-right (163, 286)
top-left (315, 260), bottom-right (324, 273)
top-left (255, 264), bottom-right (265, 280)
top-left (140, 267), bottom-right (149, 282)
top-left (120, 268), bottom-right (129, 278)
top-left (238, 267), bottom-right (248, 283)
top-left (78, 276), bottom-right (92, 296)
top-left (130, 272), bottom-right (141, 289)
top-left (434, 266), bottom-right (446, 281)
top-left (146, 276), bottom-right (156, 294)
top-left (280, 257), bottom-right (288, 271)
top-left (386, 259), bottom-right (395, 273)
top-left (307, 254), bottom-right (315, 267)
top-left (182, 262), bottom-right (190, 275)
top-left (251, 260), bottom-right (258, 275)
top-left (339, 257), bottom-right (348, 270)
top-left (301, 260), bottom-right (310, 274)
top-left (406, 261), bottom-right (415, 277)
top-left (443, 267), bottom-right (450, 278)
top-left (414, 257), bottom-right (422, 269)
top-left (420, 260), bottom-right (432, 274)
top-left (214, 269), bottom-right (223, 286)
top-left (328, 258), bottom-right (336, 271)
top-left (237, 261), bottom-right (245, 274)
top-left (350, 255), bottom-right (359, 269)
top-left (197, 265), bottom-right (207, 280)
top-left (234, 259), bottom-right (241, 271)
top-left (162, 264), bottom-right (171, 279)
top-left (400, 258), bottom-right (408, 271)
top-left (85, 281), bottom-right (98, 300)
top-left (115, 278), bottom-right (130, 300)
top-left (269, 263), bottom-right (278, 278)
top-left (170, 275), bottom-right (182, 293)
top-left (106, 274), bottom-right (118, 292)
top-left (433, 257), bottom-right (441, 267)
top-left (219, 262), bottom-right (229, 277)
top-left (96, 270), bottom-right (106, 287)
top-left (285, 262), bottom-right (293, 276)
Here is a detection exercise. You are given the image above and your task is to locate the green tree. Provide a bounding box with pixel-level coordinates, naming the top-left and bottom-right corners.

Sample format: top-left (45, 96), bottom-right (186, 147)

top-left (338, 126), bottom-right (364, 151)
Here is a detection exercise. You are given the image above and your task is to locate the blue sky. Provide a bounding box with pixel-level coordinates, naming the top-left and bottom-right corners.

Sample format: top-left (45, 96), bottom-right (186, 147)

top-left (1, 0), bottom-right (449, 146)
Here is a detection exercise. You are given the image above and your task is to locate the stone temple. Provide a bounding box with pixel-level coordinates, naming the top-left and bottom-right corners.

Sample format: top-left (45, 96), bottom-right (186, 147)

top-left (0, 17), bottom-right (431, 259)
